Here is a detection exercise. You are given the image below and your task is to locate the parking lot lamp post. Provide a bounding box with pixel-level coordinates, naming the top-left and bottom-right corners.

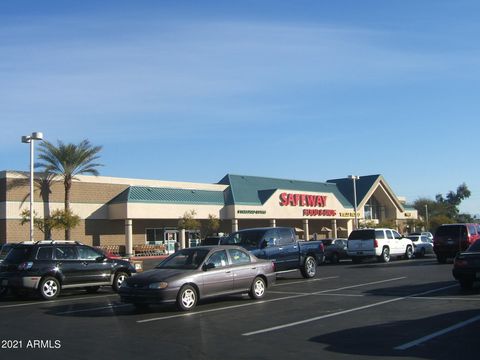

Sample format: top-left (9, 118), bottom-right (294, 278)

top-left (349, 175), bottom-right (360, 230)
top-left (425, 204), bottom-right (429, 232)
top-left (21, 132), bottom-right (44, 242)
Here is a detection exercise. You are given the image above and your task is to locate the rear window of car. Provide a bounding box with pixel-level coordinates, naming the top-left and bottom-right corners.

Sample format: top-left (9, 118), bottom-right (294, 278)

top-left (4, 246), bottom-right (33, 263)
top-left (348, 230), bottom-right (375, 240)
top-left (435, 225), bottom-right (467, 238)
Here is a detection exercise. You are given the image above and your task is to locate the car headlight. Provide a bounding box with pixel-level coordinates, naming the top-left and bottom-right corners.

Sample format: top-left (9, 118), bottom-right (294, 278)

top-left (148, 282), bottom-right (168, 289)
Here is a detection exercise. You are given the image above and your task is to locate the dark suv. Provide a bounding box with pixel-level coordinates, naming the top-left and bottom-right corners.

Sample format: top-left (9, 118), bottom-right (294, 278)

top-left (0, 241), bottom-right (137, 300)
top-left (433, 224), bottom-right (480, 263)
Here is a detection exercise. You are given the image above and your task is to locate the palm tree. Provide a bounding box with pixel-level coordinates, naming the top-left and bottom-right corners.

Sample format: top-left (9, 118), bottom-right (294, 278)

top-left (36, 139), bottom-right (103, 239)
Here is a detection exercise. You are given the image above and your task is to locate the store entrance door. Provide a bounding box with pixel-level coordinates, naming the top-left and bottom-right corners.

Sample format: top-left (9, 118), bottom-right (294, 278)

top-left (164, 231), bottom-right (178, 254)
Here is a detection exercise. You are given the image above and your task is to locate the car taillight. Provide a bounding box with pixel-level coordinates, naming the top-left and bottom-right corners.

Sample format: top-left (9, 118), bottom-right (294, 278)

top-left (18, 262), bottom-right (33, 271)
top-left (374, 239), bottom-right (378, 248)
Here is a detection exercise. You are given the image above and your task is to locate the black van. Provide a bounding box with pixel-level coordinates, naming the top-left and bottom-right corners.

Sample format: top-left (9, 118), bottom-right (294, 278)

top-left (433, 224), bottom-right (480, 263)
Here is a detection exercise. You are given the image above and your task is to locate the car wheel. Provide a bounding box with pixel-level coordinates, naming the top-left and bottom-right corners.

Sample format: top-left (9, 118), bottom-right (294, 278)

top-left (301, 256), bottom-right (317, 278)
top-left (404, 246), bottom-right (414, 260)
top-left (85, 286), bottom-right (100, 294)
top-left (379, 247), bottom-right (390, 263)
top-left (459, 279), bottom-right (474, 290)
top-left (112, 272), bottom-right (129, 292)
top-left (249, 277), bottom-right (266, 299)
top-left (330, 252), bottom-right (340, 264)
top-left (39, 276), bottom-right (60, 300)
top-left (176, 285), bottom-right (198, 311)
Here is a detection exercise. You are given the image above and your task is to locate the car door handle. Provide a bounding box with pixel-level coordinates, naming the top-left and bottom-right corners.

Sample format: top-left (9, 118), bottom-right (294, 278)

top-left (82, 261), bottom-right (88, 266)
top-left (278, 247), bottom-right (283, 250)
top-left (225, 270), bottom-right (231, 273)
top-left (251, 267), bottom-right (257, 270)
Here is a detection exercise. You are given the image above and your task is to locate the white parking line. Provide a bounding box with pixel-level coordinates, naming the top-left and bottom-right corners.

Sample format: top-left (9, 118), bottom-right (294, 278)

top-left (137, 293), bottom-right (309, 323)
top-left (272, 276), bottom-right (339, 287)
top-left (395, 314), bottom-right (480, 350)
top-left (55, 303), bottom-right (131, 315)
top-left (408, 296), bottom-right (480, 302)
top-left (137, 277), bottom-right (407, 324)
top-left (241, 283), bottom-right (457, 336)
top-left (0, 294), bottom-right (116, 309)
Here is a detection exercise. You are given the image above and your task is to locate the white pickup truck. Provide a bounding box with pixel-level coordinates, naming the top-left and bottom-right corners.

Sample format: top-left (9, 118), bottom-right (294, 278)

top-left (347, 228), bottom-right (414, 263)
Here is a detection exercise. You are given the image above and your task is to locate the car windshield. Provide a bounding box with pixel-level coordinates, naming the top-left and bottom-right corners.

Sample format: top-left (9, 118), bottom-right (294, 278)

top-left (0, 245), bottom-right (14, 260)
top-left (223, 230), bottom-right (266, 247)
top-left (4, 246), bottom-right (33, 263)
top-left (156, 248), bottom-right (210, 270)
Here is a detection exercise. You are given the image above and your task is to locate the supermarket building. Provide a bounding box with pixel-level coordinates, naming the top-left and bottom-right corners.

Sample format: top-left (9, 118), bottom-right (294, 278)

top-left (0, 171), bottom-right (417, 255)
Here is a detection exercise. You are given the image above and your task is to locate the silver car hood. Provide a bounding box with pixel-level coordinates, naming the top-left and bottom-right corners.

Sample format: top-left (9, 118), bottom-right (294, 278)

top-left (127, 268), bottom-right (195, 285)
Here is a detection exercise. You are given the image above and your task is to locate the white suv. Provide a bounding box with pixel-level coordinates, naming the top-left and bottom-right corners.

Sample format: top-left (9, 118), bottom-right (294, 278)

top-left (347, 228), bottom-right (414, 263)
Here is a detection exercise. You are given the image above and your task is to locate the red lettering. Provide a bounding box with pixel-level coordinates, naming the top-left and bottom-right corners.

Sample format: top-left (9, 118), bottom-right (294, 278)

top-left (288, 193), bottom-right (295, 206)
top-left (280, 193), bottom-right (329, 207)
top-left (302, 209), bottom-right (337, 217)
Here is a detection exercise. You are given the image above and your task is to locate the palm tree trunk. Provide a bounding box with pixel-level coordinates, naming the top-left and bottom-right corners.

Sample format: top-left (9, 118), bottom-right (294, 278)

top-left (64, 177), bottom-right (71, 240)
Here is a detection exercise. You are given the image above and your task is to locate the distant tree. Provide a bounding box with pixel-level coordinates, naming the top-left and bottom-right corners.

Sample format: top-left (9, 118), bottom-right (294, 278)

top-left (429, 215), bottom-right (454, 233)
top-left (20, 209), bottom-right (50, 238)
top-left (203, 214), bottom-right (220, 235)
top-left (20, 208), bottom-right (80, 240)
top-left (36, 139), bottom-right (103, 239)
top-left (435, 183), bottom-right (471, 219)
top-left (414, 183), bottom-right (473, 229)
top-left (178, 210), bottom-right (201, 231)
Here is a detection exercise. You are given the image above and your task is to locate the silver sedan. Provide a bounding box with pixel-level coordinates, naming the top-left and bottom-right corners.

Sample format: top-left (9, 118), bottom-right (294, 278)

top-left (118, 245), bottom-right (276, 311)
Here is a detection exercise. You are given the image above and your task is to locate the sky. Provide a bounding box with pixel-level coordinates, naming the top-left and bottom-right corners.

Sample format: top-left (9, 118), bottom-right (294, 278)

top-left (1, 0), bottom-right (480, 214)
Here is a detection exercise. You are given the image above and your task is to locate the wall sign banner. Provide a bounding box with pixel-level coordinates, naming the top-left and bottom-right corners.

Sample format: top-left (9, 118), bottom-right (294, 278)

top-left (237, 210), bottom-right (267, 215)
top-left (279, 192), bottom-right (327, 207)
top-left (303, 209), bottom-right (336, 217)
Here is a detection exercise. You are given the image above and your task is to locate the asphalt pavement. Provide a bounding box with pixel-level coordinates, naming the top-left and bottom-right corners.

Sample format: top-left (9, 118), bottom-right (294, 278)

top-left (1, 255), bottom-right (479, 360)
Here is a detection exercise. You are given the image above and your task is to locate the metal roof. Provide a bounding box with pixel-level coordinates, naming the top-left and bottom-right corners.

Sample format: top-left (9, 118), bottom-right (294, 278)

top-left (109, 186), bottom-right (225, 205)
top-left (218, 174), bottom-right (352, 207)
top-left (327, 175), bottom-right (404, 211)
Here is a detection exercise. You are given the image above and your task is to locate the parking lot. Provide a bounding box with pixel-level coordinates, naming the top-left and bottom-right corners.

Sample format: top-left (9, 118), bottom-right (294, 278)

top-left (1, 256), bottom-right (479, 360)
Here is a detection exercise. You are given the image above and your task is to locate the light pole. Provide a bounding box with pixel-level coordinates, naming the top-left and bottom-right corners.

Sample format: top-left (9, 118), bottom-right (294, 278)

top-left (21, 132), bottom-right (44, 242)
top-left (425, 204), bottom-right (429, 232)
top-left (349, 175), bottom-right (360, 229)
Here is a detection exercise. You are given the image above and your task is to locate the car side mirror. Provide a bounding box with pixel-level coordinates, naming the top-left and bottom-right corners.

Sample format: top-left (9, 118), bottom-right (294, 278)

top-left (96, 255), bottom-right (106, 262)
top-left (202, 263), bottom-right (215, 271)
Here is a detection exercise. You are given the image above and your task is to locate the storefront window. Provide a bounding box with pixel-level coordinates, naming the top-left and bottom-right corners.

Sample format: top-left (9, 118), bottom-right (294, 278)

top-left (146, 228), bottom-right (163, 244)
top-left (364, 197), bottom-right (384, 221)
